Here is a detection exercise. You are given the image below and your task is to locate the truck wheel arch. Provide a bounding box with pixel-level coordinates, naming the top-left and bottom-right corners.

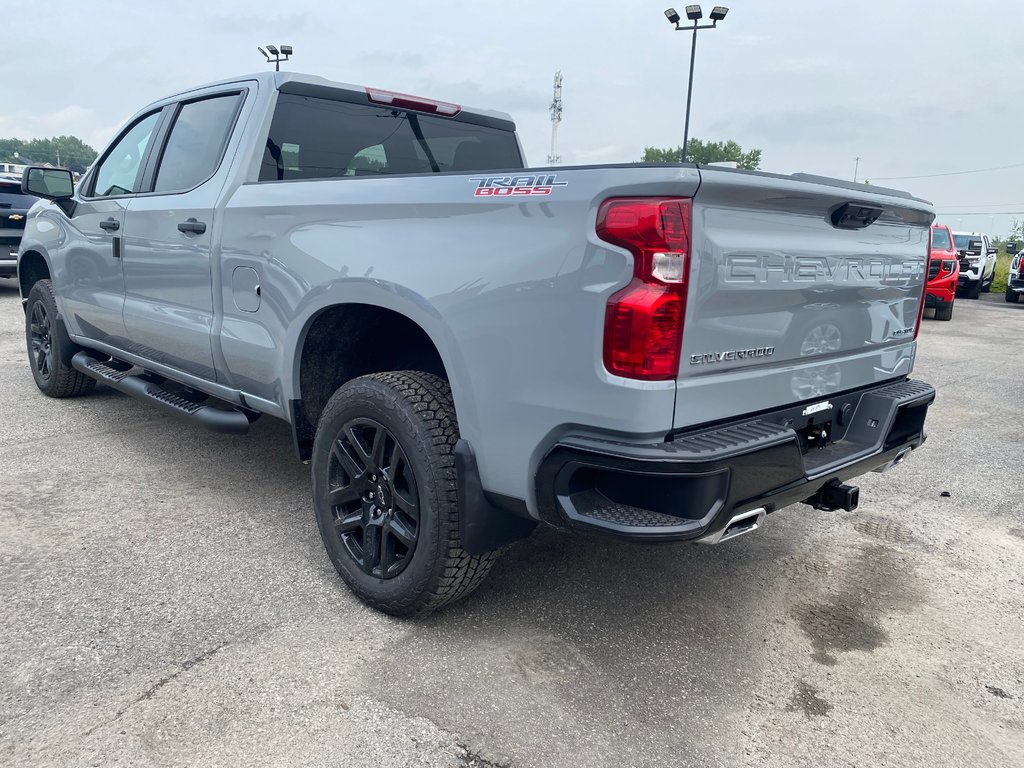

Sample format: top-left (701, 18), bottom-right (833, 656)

top-left (17, 250), bottom-right (52, 303)
top-left (288, 301), bottom-right (475, 459)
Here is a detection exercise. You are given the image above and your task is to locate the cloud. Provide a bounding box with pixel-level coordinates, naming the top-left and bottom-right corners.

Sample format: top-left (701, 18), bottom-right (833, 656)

top-left (569, 145), bottom-right (627, 164)
top-left (0, 105), bottom-right (98, 142)
top-left (715, 107), bottom-right (891, 146)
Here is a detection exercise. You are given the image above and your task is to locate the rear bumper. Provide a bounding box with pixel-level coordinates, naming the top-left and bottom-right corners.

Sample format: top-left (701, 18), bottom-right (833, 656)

top-left (535, 378), bottom-right (935, 542)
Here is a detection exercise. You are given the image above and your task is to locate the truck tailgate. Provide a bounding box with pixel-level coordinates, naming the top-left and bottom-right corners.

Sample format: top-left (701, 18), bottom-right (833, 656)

top-left (675, 168), bottom-right (933, 430)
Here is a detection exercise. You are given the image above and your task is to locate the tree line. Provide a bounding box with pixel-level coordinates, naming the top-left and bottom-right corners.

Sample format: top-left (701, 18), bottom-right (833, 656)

top-left (641, 138), bottom-right (762, 169)
top-left (0, 136), bottom-right (97, 173)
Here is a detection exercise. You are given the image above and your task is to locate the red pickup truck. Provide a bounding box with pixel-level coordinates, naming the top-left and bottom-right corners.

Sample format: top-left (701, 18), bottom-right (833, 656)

top-left (926, 224), bottom-right (959, 320)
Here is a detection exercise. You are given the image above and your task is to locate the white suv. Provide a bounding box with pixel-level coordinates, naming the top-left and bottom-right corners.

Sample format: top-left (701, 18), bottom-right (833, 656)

top-left (953, 231), bottom-right (997, 299)
top-left (1006, 252), bottom-right (1023, 303)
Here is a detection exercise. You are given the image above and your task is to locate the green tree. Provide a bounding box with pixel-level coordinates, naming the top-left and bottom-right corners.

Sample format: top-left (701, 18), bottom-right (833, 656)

top-left (1010, 218), bottom-right (1024, 243)
top-left (0, 135), bottom-right (98, 173)
top-left (641, 138), bottom-right (762, 169)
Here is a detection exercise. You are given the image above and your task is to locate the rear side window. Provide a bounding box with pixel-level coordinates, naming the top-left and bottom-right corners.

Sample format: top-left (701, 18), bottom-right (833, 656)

top-left (154, 93), bottom-right (242, 193)
top-left (260, 93), bottom-right (522, 181)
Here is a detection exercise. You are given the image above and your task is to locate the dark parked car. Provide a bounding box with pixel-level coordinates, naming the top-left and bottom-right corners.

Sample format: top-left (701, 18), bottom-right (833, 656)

top-left (0, 176), bottom-right (39, 278)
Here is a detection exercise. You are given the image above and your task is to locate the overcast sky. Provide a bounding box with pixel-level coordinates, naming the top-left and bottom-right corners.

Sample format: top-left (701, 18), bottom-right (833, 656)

top-left (4, 0), bottom-right (1021, 235)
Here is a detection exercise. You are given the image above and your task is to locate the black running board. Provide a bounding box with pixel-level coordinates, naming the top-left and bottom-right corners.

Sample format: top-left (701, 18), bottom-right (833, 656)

top-left (71, 352), bottom-right (250, 435)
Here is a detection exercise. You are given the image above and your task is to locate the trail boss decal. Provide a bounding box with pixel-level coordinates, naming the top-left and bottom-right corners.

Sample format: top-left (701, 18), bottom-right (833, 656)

top-left (469, 174), bottom-right (568, 197)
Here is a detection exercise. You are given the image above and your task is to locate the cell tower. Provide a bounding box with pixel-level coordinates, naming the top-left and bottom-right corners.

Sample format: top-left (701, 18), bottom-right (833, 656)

top-left (548, 71), bottom-right (563, 165)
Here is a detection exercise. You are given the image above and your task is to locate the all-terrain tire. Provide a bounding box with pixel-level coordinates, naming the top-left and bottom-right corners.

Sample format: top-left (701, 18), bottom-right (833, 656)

top-left (934, 302), bottom-right (954, 321)
top-left (311, 371), bottom-right (498, 617)
top-left (25, 279), bottom-right (96, 398)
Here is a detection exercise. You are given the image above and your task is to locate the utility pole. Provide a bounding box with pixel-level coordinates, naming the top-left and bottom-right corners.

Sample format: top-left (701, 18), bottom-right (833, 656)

top-left (853, 156), bottom-right (860, 183)
top-left (548, 71), bottom-right (563, 165)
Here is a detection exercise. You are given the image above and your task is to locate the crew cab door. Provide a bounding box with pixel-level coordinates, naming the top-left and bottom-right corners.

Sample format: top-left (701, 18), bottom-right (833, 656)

top-left (121, 91), bottom-right (244, 380)
top-left (59, 110), bottom-right (162, 345)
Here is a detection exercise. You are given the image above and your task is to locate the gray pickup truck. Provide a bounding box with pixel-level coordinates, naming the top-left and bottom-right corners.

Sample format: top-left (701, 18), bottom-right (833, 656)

top-left (17, 72), bottom-right (935, 616)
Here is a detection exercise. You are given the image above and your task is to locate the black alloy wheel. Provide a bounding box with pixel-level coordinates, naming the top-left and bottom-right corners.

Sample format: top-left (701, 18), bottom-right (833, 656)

top-left (24, 280), bottom-right (95, 398)
top-left (312, 371), bottom-right (499, 616)
top-left (326, 417), bottom-right (420, 579)
top-left (29, 299), bottom-right (53, 381)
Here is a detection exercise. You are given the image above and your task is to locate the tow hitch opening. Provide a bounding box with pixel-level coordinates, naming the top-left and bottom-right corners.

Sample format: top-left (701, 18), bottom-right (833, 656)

top-left (803, 479), bottom-right (860, 512)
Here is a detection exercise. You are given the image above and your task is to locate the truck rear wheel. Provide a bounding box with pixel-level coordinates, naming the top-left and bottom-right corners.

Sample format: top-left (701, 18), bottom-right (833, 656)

top-left (25, 280), bottom-right (96, 398)
top-left (934, 302), bottom-right (954, 321)
top-left (311, 371), bottom-right (497, 616)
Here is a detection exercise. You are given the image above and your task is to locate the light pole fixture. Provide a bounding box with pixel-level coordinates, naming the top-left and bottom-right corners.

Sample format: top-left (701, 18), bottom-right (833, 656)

top-left (663, 6), bottom-right (729, 162)
top-left (258, 44), bottom-right (294, 72)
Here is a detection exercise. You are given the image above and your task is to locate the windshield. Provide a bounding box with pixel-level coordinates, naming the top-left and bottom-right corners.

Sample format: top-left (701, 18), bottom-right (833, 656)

top-left (931, 228), bottom-right (952, 250)
top-left (953, 234), bottom-right (981, 251)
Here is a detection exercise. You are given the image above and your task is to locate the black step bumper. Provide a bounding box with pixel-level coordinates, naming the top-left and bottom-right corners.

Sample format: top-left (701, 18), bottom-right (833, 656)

top-left (535, 378), bottom-right (935, 542)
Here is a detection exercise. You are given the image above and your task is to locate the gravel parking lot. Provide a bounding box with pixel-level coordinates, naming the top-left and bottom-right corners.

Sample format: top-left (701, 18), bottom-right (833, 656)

top-left (0, 275), bottom-right (1021, 768)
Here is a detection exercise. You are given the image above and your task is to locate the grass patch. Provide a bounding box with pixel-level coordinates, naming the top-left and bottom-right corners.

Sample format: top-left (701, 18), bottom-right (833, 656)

top-left (992, 253), bottom-right (1012, 293)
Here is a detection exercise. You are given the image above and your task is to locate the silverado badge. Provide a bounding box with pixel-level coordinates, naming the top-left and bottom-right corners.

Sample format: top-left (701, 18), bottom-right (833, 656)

top-left (690, 346), bottom-right (775, 365)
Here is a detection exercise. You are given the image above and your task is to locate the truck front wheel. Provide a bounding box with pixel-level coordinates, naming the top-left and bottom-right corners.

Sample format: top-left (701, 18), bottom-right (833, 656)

top-left (934, 301), bottom-right (954, 321)
top-left (1007, 288), bottom-right (1021, 304)
top-left (24, 280), bottom-right (96, 398)
top-left (311, 371), bottom-right (497, 616)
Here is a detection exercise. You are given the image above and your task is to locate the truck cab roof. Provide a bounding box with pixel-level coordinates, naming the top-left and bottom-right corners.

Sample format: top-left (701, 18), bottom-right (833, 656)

top-left (156, 71), bottom-right (516, 130)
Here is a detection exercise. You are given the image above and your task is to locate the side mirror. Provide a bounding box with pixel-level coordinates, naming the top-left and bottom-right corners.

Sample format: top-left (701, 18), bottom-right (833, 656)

top-left (22, 166), bottom-right (74, 200)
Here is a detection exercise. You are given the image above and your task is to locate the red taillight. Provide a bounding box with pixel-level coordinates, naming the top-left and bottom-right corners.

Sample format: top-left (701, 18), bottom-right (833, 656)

top-left (365, 87), bottom-right (461, 117)
top-left (597, 198), bottom-right (691, 380)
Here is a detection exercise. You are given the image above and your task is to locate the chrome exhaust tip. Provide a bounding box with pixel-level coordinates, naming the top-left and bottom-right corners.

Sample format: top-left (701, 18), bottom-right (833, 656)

top-left (695, 506), bottom-right (767, 545)
top-left (872, 447), bottom-right (912, 473)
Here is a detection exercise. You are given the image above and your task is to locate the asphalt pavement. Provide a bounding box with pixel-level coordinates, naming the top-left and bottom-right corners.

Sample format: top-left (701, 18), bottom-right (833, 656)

top-left (0, 276), bottom-right (1022, 767)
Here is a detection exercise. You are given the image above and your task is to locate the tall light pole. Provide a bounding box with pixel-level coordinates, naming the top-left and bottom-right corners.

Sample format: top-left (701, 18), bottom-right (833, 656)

top-left (258, 44), bottom-right (294, 72)
top-left (853, 156), bottom-right (861, 182)
top-left (664, 6), bottom-right (729, 162)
